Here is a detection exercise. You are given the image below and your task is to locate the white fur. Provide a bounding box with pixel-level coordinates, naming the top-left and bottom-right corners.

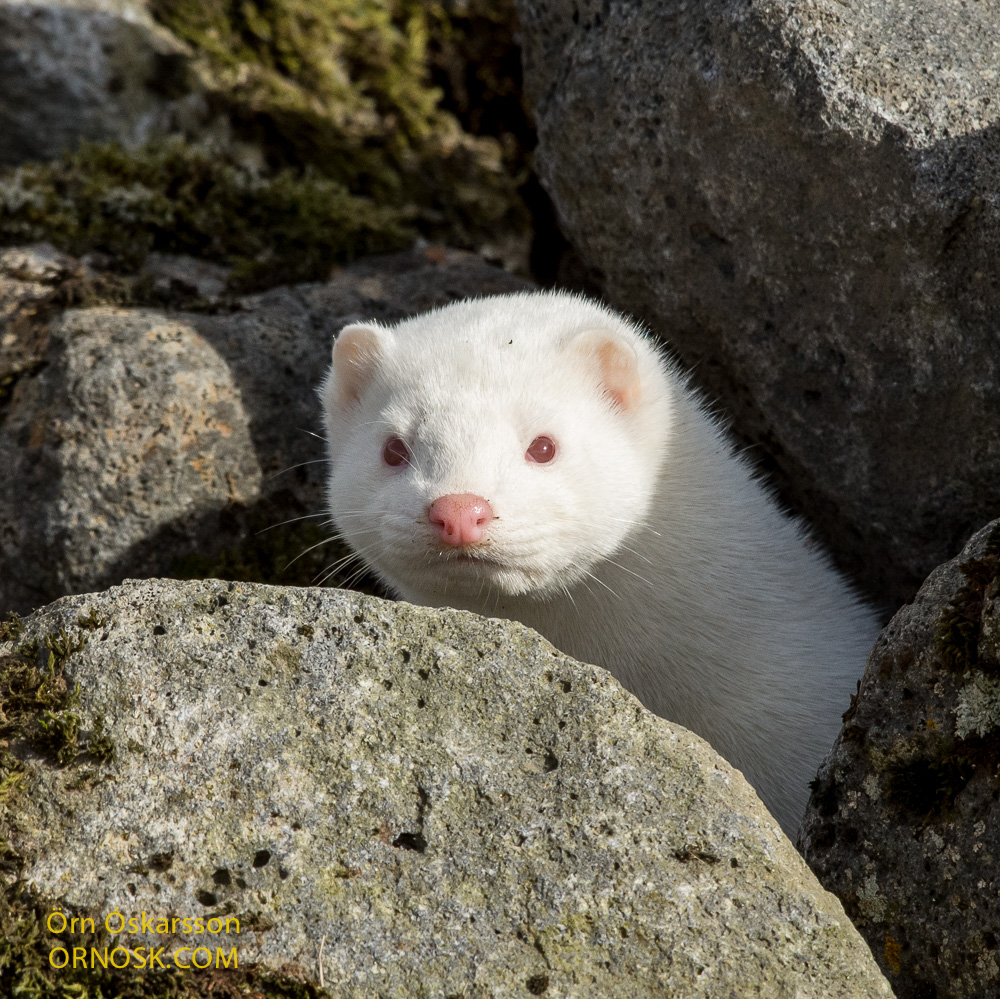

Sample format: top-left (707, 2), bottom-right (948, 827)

top-left (321, 291), bottom-right (879, 834)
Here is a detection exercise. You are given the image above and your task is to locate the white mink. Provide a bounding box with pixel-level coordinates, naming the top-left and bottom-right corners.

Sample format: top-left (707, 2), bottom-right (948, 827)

top-left (320, 291), bottom-right (879, 835)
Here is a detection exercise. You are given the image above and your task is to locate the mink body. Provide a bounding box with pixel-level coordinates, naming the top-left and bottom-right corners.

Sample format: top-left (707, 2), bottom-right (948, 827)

top-left (321, 292), bottom-right (879, 834)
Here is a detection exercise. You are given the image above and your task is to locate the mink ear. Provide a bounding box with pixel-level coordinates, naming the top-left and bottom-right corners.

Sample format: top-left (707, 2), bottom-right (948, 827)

top-left (570, 329), bottom-right (642, 412)
top-left (327, 323), bottom-right (384, 407)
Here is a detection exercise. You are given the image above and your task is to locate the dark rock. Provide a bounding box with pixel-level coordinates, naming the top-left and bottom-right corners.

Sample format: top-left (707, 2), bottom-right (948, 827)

top-left (0, 0), bottom-right (197, 166)
top-left (515, 0), bottom-right (1000, 608)
top-left (800, 518), bottom-right (1000, 998)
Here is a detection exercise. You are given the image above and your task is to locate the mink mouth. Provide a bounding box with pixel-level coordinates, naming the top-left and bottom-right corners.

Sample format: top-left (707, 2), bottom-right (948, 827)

top-left (436, 550), bottom-right (506, 569)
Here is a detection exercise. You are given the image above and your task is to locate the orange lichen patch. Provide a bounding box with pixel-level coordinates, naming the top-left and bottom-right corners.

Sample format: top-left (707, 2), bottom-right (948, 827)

top-left (884, 933), bottom-right (902, 975)
top-left (28, 413), bottom-right (48, 448)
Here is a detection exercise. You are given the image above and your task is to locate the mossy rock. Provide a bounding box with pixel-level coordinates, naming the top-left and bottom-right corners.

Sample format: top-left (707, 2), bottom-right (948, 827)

top-left (0, 1), bottom-right (532, 289)
top-left (0, 139), bottom-right (412, 291)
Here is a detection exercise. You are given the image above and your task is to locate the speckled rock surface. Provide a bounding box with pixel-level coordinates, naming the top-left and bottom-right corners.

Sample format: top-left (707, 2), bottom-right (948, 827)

top-left (1, 578), bottom-right (893, 997)
top-left (0, 244), bottom-right (533, 615)
top-left (0, 245), bottom-right (65, 389)
top-left (0, 297), bottom-right (262, 614)
top-left (800, 519), bottom-right (1000, 998)
top-left (515, 0), bottom-right (1000, 609)
top-left (0, 0), bottom-right (196, 167)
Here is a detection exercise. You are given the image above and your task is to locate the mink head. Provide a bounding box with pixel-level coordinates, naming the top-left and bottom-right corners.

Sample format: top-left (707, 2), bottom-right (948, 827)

top-left (320, 291), bottom-right (672, 607)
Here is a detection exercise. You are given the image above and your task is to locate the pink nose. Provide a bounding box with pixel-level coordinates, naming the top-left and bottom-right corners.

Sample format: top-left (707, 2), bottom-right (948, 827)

top-left (428, 493), bottom-right (494, 547)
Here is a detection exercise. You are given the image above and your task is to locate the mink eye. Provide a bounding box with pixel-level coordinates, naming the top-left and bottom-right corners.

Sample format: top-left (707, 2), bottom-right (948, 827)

top-left (382, 437), bottom-right (411, 467)
top-left (525, 435), bottom-right (556, 464)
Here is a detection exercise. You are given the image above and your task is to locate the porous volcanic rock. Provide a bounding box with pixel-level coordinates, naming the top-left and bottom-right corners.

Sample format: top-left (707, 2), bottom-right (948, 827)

top-left (0, 0), bottom-right (196, 166)
top-left (0, 295), bottom-right (264, 613)
top-left (0, 578), bottom-right (893, 997)
top-left (800, 518), bottom-right (1000, 998)
top-left (515, 0), bottom-right (1000, 608)
top-left (0, 244), bottom-right (533, 615)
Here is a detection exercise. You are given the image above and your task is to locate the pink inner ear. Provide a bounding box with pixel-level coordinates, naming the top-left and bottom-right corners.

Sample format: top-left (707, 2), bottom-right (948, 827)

top-left (574, 330), bottom-right (642, 411)
top-left (331, 324), bottom-right (383, 406)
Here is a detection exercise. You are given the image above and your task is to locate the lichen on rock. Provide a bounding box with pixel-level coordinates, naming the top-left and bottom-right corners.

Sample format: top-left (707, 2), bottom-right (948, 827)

top-left (801, 518), bottom-right (1000, 999)
top-left (0, 577), bottom-right (894, 997)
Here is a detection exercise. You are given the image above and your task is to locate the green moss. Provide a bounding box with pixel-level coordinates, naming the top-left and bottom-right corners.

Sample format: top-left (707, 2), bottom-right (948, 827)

top-left (807, 774), bottom-right (840, 818)
top-left (0, 139), bottom-right (412, 291)
top-left (86, 716), bottom-right (117, 764)
top-left (0, 611), bottom-right (23, 643)
top-left (0, 1), bottom-right (531, 290)
top-left (148, 0), bottom-right (528, 232)
top-left (885, 755), bottom-right (974, 822)
top-left (935, 529), bottom-right (1000, 676)
top-left (0, 626), bottom-right (115, 777)
top-left (34, 709), bottom-right (82, 767)
top-left (936, 600), bottom-right (980, 673)
top-left (76, 611), bottom-right (108, 633)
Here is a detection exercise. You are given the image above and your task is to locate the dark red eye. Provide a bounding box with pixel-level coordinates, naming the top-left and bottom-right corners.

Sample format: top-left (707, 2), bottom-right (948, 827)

top-left (525, 435), bottom-right (556, 463)
top-left (383, 437), bottom-right (411, 467)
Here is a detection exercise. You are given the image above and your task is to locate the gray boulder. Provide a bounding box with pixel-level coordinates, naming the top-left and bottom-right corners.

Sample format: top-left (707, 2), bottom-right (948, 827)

top-left (0, 280), bottom-right (264, 613)
top-left (800, 518), bottom-right (1000, 998)
top-left (515, 0), bottom-right (1000, 607)
top-left (0, 577), bottom-right (894, 997)
top-left (0, 244), bottom-right (532, 615)
top-left (0, 0), bottom-right (196, 166)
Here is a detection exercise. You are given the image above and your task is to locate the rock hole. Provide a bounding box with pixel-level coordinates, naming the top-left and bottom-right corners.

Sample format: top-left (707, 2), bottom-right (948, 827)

top-left (526, 974), bottom-right (550, 995)
top-left (152, 625), bottom-right (166, 636)
top-left (212, 868), bottom-right (232, 886)
top-left (196, 890), bottom-right (217, 906)
top-left (253, 850), bottom-right (271, 868)
top-left (392, 832), bottom-right (427, 853)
